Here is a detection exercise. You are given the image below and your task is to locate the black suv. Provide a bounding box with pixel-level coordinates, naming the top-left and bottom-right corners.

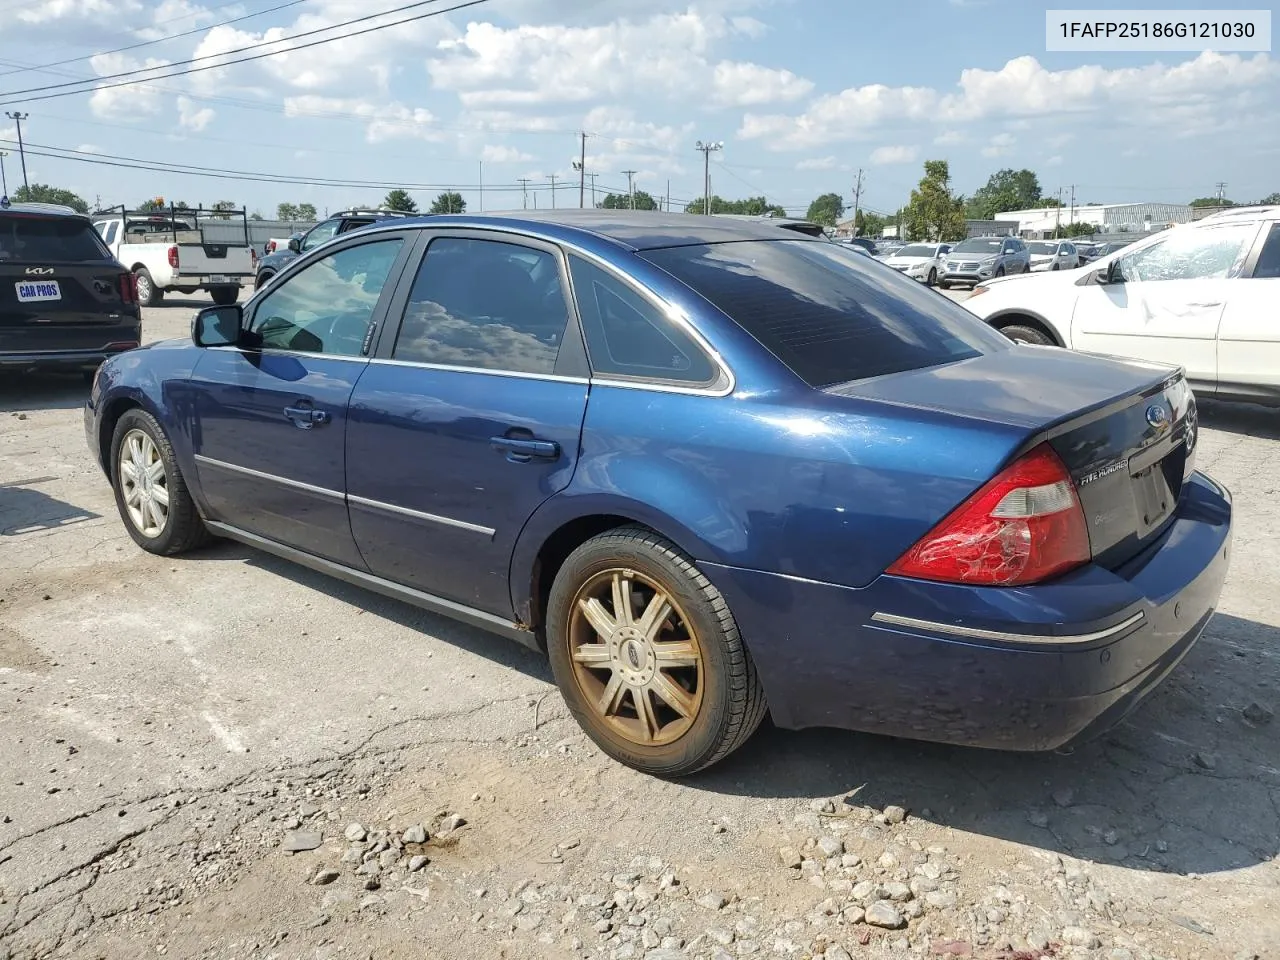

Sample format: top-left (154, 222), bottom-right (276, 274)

top-left (253, 209), bottom-right (413, 289)
top-left (0, 198), bottom-right (142, 375)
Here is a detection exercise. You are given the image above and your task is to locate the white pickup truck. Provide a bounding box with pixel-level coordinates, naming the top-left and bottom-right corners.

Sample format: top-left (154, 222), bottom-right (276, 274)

top-left (91, 207), bottom-right (254, 306)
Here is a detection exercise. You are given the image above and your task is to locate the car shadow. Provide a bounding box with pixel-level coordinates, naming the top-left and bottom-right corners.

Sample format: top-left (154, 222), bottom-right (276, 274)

top-left (691, 611), bottom-right (1280, 879)
top-left (0, 374), bottom-right (89, 412)
top-left (0, 480), bottom-right (101, 535)
top-left (1198, 399), bottom-right (1280, 441)
top-left (188, 540), bottom-right (554, 682)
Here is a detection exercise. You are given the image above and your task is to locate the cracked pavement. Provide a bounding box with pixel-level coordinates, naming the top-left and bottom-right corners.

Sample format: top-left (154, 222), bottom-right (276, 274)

top-left (1, 296), bottom-right (1277, 960)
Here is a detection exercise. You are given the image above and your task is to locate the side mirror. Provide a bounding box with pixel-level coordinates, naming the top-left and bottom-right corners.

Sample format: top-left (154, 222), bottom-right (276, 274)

top-left (192, 305), bottom-right (243, 347)
top-left (288, 236), bottom-right (302, 253)
top-left (1099, 260), bottom-right (1123, 284)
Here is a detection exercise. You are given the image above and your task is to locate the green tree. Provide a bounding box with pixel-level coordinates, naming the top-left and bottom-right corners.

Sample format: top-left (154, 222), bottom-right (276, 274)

top-left (1059, 221), bottom-right (1099, 238)
top-left (383, 189), bottom-right (419, 213)
top-left (684, 195), bottom-right (786, 216)
top-left (12, 183), bottom-right (90, 213)
top-left (428, 191), bottom-right (466, 214)
top-left (276, 202), bottom-right (299, 220)
top-left (137, 197), bottom-right (167, 213)
top-left (598, 190), bottom-right (658, 211)
top-left (855, 210), bottom-right (887, 237)
top-left (249, 211), bottom-right (264, 221)
top-left (905, 160), bottom-right (966, 242)
top-left (1189, 197), bottom-right (1234, 208)
top-left (296, 202), bottom-right (317, 220)
top-left (210, 200), bottom-right (237, 219)
top-left (1259, 192), bottom-right (1280, 205)
top-left (805, 192), bottom-right (845, 227)
top-left (965, 168), bottom-right (1043, 220)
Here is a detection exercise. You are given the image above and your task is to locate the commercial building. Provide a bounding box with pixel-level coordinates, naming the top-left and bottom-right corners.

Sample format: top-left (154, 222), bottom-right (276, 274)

top-left (996, 202), bottom-right (1192, 238)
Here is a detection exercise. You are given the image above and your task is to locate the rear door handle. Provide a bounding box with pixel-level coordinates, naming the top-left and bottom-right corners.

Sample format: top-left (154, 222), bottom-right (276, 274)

top-left (284, 404), bottom-right (330, 429)
top-left (490, 436), bottom-right (560, 462)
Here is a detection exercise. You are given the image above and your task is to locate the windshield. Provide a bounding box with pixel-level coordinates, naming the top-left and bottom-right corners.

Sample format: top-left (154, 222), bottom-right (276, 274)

top-left (0, 215), bottom-right (112, 261)
top-left (1027, 242), bottom-right (1058, 255)
top-left (951, 238), bottom-right (1003, 254)
top-left (896, 245), bottom-right (936, 258)
top-left (641, 239), bottom-right (1009, 388)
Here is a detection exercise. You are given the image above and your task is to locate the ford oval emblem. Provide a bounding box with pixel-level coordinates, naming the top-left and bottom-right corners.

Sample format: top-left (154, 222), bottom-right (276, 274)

top-left (1145, 403), bottom-right (1170, 431)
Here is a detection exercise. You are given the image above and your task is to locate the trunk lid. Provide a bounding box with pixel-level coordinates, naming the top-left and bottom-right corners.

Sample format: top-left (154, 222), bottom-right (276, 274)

top-left (826, 346), bottom-right (1196, 570)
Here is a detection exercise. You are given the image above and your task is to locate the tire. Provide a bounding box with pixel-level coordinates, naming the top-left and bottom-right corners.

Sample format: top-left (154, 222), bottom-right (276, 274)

top-left (994, 265), bottom-right (1006, 278)
top-left (110, 409), bottom-right (210, 556)
top-left (926, 267), bottom-right (937, 286)
top-left (546, 525), bottom-right (767, 777)
top-left (134, 268), bottom-right (162, 306)
top-left (254, 270), bottom-right (274, 291)
top-left (938, 280), bottom-right (951, 290)
top-left (210, 287), bottom-right (239, 306)
top-left (1051, 263), bottom-right (1060, 271)
top-left (998, 323), bottom-right (1054, 346)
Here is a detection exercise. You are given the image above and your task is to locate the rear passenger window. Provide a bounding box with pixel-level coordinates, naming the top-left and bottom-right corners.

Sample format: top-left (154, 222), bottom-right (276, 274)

top-left (568, 255), bottom-right (716, 385)
top-left (392, 237), bottom-right (570, 375)
top-left (1252, 224), bottom-right (1280, 279)
top-left (0, 217), bottom-right (110, 261)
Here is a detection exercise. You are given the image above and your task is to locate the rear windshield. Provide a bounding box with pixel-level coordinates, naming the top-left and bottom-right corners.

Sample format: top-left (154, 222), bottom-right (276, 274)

top-left (1027, 242), bottom-right (1058, 255)
top-left (896, 244), bottom-right (936, 257)
top-left (0, 215), bottom-right (111, 262)
top-left (641, 239), bottom-right (1009, 388)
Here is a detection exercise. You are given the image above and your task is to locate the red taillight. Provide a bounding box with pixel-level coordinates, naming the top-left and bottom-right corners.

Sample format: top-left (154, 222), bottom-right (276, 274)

top-left (167, 245), bottom-right (180, 268)
top-left (119, 272), bottom-right (138, 304)
top-left (266, 240), bottom-right (276, 253)
top-left (887, 443), bottom-right (1090, 586)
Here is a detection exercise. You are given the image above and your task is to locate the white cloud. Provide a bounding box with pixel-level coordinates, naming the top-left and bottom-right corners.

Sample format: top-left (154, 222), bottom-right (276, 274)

top-left (75, 143), bottom-right (102, 154)
top-left (934, 130), bottom-right (967, 145)
top-left (981, 132), bottom-right (1016, 158)
top-left (283, 96), bottom-right (440, 143)
top-left (796, 156), bottom-right (838, 171)
top-left (87, 53), bottom-right (167, 121)
top-left (1045, 154), bottom-right (1063, 167)
top-left (480, 144), bottom-right (536, 163)
top-left (15, 0), bottom-right (141, 24)
top-left (134, 0), bottom-right (216, 40)
top-left (740, 52), bottom-right (1280, 149)
top-left (870, 145), bottom-right (918, 165)
top-left (429, 12), bottom-right (810, 109)
top-left (176, 96), bottom-right (215, 132)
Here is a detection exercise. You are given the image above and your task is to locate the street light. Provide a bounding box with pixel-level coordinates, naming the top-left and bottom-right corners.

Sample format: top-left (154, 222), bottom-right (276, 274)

top-left (695, 140), bottom-right (723, 215)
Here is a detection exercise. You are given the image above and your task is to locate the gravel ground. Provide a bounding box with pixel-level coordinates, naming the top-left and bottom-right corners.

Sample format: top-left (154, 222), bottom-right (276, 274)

top-left (1, 292), bottom-right (1277, 960)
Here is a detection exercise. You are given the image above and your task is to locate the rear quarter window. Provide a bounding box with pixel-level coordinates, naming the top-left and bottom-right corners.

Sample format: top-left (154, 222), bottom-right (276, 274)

top-left (0, 216), bottom-right (112, 262)
top-left (641, 239), bottom-right (1010, 388)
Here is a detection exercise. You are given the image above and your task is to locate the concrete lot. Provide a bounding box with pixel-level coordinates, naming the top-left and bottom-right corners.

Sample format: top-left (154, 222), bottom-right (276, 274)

top-left (1, 292), bottom-right (1277, 960)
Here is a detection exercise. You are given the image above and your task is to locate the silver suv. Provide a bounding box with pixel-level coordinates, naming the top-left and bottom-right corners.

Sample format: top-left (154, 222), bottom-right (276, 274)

top-left (939, 236), bottom-right (1030, 288)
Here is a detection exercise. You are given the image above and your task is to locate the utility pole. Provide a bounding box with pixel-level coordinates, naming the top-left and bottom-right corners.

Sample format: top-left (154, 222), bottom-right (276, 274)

top-left (851, 168), bottom-right (864, 234)
top-left (0, 150), bottom-right (7, 196)
top-left (622, 169), bottom-right (637, 210)
top-left (1216, 181), bottom-right (1228, 204)
top-left (587, 172), bottom-right (598, 207)
top-left (1054, 187), bottom-right (1063, 237)
top-left (517, 178), bottom-right (531, 210)
top-left (547, 173), bottom-right (560, 209)
top-left (578, 132), bottom-right (587, 208)
top-left (479, 161), bottom-right (484, 213)
top-left (666, 180), bottom-right (670, 213)
top-left (5, 112), bottom-right (29, 190)
top-left (1069, 184), bottom-right (1075, 231)
top-left (695, 140), bottom-right (723, 215)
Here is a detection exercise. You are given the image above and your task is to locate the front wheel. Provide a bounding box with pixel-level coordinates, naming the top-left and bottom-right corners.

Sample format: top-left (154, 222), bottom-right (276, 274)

top-left (210, 287), bottom-right (239, 306)
top-left (254, 270), bottom-right (274, 291)
top-left (926, 267), bottom-right (937, 286)
top-left (998, 323), bottom-right (1055, 346)
top-left (546, 526), bottom-right (767, 777)
top-left (110, 409), bottom-right (209, 555)
top-left (994, 265), bottom-right (1006, 278)
top-left (938, 280), bottom-right (951, 290)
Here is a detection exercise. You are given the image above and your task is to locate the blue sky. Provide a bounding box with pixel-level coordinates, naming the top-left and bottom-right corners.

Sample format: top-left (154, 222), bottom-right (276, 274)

top-left (1, 0), bottom-right (1277, 218)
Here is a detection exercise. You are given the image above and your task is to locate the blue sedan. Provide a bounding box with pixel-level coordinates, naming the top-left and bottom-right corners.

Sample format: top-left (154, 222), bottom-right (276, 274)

top-left (86, 212), bottom-right (1232, 776)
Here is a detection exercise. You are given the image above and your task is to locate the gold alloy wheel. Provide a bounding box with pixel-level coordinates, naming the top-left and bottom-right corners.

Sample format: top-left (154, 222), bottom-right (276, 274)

top-left (567, 568), bottom-right (705, 747)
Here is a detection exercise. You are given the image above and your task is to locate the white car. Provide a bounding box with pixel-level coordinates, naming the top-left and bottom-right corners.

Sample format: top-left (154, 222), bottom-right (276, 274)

top-left (1025, 239), bottom-right (1079, 272)
top-left (880, 242), bottom-right (952, 285)
top-left (963, 206), bottom-right (1280, 404)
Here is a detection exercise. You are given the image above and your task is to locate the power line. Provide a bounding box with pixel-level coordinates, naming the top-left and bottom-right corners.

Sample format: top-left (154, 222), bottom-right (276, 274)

top-left (1, 0), bottom-right (492, 104)
top-left (0, 0), bottom-right (315, 80)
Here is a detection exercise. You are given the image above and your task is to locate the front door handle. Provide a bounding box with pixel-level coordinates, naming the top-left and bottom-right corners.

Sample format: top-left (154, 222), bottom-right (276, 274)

top-left (284, 404), bottom-right (330, 429)
top-left (490, 435), bottom-right (560, 462)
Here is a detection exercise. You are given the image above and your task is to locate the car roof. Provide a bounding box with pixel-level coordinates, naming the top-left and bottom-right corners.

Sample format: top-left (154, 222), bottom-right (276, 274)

top-left (386, 209), bottom-right (827, 251)
top-left (0, 199), bottom-right (90, 220)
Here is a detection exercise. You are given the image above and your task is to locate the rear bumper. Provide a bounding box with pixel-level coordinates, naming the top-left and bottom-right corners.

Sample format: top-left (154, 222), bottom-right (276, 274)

top-left (170, 274), bottom-right (250, 288)
top-left (702, 471), bottom-right (1232, 751)
top-left (0, 345), bottom-right (136, 372)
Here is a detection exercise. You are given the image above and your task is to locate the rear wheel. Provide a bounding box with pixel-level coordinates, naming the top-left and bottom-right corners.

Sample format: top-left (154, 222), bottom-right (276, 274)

top-left (998, 323), bottom-right (1055, 346)
top-left (110, 409), bottom-right (209, 555)
top-left (938, 280), bottom-right (951, 290)
top-left (210, 287), bottom-right (239, 306)
top-left (546, 526), bottom-right (767, 777)
top-left (134, 268), bottom-right (162, 306)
